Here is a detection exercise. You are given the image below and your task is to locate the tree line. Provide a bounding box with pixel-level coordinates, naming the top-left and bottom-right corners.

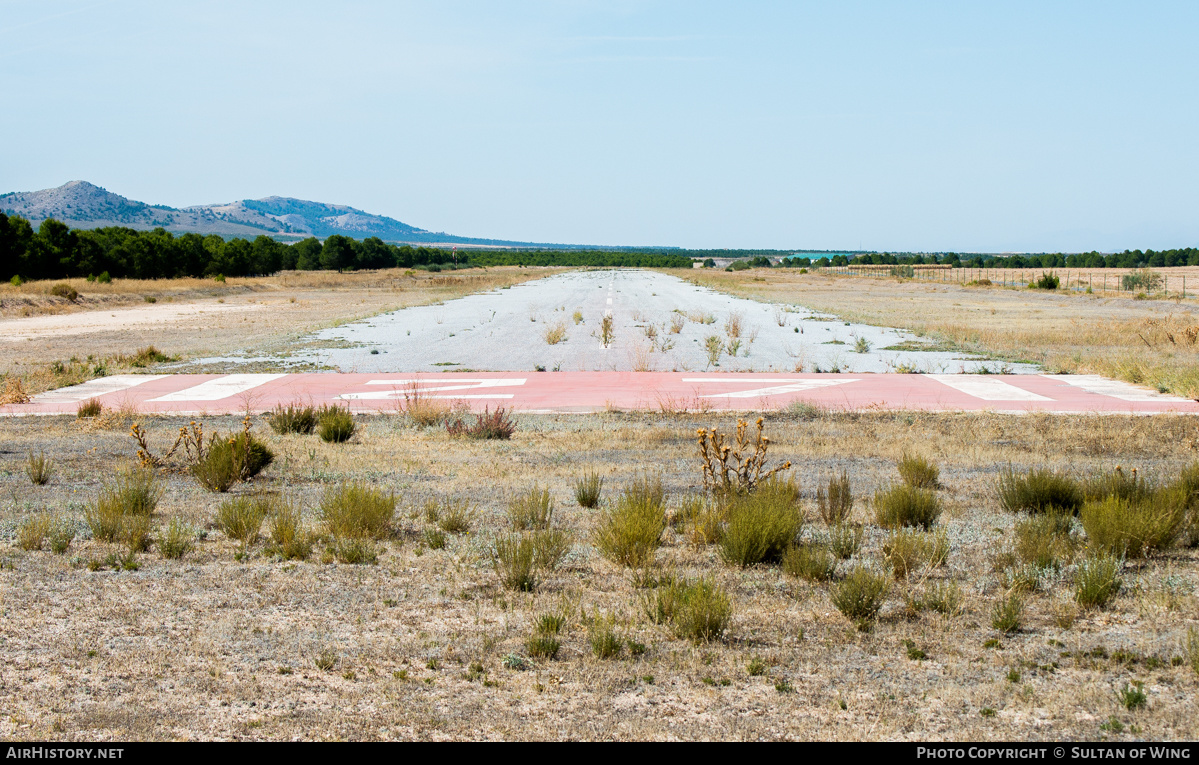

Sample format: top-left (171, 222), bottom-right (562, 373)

top-left (777, 249), bottom-right (1199, 270)
top-left (0, 214), bottom-right (692, 281)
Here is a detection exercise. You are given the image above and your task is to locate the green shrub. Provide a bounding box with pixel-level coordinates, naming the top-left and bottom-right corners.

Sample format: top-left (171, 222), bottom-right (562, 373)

top-left (531, 528), bottom-right (573, 571)
top-left (991, 592), bottom-right (1024, 634)
top-left (897, 452), bottom-right (939, 489)
top-left (594, 493), bottom-right (667, 567)
top-left (17, 514), bottom-right (52, 551)
top-left (874, 484), bottom-right (942, 530)
top-left (423, 528), bottom-right (447, 550)
top-left (920, 580), bottom-right (963, 615)
top-left (317, 404), bottom-right (356, 443)
top-left (1084, 467), bottom-right (1154, 503)
top-left (215, 494), bottom-right (276, 544)
top-left (883, 528), bottom-right (947, 579)
top-left (1033, 272), bottom-right (1060, 290)
top-left (50, 283), bottom-right (79, 301)
top-left (158, 517), bottom-right (195, 560)
top-left (830, 567), bottom-right (889, 628)
top-left (332, 537), bottom-right (378, 565)
top-left (525, 635), bottom-right (560, 659)
top-left (267, 403), bottom-right (317, 435)
top-left (535, 612), bottom-right (566, 635)
top-left (1013, 511), bottom-right (1076, 569)
top-left (25, 450), bottom-right (53, 486)
top-left (1176, 462), bottom-right (1199, 548)
top-left (508, 485), bottom-right (553, 530)
top-left (828, 522), bottom-right (863, 559)
top-left (192, 432), bottom-right (274, 492)
top-left (1079, 492), bottom-right (1185, 558)
top-left (782, 543), bottom-right (835, 581)
top-left (492, 533), bottom-right (538, 591)
top-left (719, 482), bottom-right (802, 566)
top-left (85, 469), bottom-right (163, 541)
top-left (647, 577), bottom-right (731, 643)
top-left (47, 519), bottom-right (75, 554)
top-left (624, 473), bottom-right (666, 510)
top-left (267, 501), bottom-right (313, 561)
top-left (1075, 554), bottom-right (1123, 608)
top-left (817, 471), bottom-right (853, 525)
top-left (120, 513), bottom-right (153, 553)
top-left (574, 470), bottom-right (604, 508)
top-left (319, 482), bottom-right (395, 539)
top-left (589, 618), bottom-right (623, 659)
top-left (1118, 681), bottom-right (1147, 711)
top-left (996, 466), bottom-right (1083, 515)
top-left (435, 498), bottom-right (476, 533)
top-left (1003, 563), bottom-right (1046, 593)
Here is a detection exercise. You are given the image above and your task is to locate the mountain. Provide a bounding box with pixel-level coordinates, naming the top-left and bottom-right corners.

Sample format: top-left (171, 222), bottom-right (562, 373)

top-left (0, 181), bottom-right (542, 246)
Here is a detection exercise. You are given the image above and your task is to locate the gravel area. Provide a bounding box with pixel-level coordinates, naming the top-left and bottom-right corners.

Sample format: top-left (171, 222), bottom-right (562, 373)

top-left (288, 270), bottom-right (1038, 374)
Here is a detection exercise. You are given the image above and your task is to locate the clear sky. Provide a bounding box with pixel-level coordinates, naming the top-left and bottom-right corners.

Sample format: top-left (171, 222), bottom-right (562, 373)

top-left (2, 1), bottom-right (1197, 252)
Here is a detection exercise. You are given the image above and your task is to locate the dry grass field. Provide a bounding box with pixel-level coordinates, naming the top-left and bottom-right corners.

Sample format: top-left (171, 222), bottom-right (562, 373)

top-left (1, 406), bottom-right (1197, 741)
top-left (677, 267), bottom-right (1199, 399)
top-left (2, 266), bottom-right (1198, 742)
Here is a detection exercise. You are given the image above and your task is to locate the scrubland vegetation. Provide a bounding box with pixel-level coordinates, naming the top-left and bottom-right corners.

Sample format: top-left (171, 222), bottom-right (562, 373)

top-left (2, 404), bottom-right (1198, 741)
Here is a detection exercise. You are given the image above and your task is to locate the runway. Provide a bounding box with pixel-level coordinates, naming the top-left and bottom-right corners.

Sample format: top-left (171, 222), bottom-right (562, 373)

top-left (5, 372), bottom-right (1197, 416)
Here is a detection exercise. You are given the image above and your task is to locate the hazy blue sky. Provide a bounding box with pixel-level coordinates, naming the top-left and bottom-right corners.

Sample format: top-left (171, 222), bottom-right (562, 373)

top-left (2, 1), bottom-right (1197, 251)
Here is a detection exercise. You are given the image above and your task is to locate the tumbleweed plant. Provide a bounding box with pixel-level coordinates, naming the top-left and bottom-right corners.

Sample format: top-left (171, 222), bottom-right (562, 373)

top-left (697, 418), bottom-right (792, 495)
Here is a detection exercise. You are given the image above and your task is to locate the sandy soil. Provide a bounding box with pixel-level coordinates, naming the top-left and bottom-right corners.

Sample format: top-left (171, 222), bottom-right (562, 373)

top-left (0, 410), bottom-right (1196, 741)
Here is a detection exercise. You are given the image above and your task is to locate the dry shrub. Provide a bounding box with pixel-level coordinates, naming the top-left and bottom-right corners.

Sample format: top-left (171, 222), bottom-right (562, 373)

top-left (433, 498), bottom-right (476, 533)
top-left (158, 517), bottom-right (195, 560)
top-left (0, 377), bottom-right (31, 405)
top-left (997, 466), bottom-right (1083, 514)
top-left (320, 482), bottom-right (395, 539)
top-left (919, 580), bottom-right (963, 615)
top-left (25, 450), bottom-right (53, 486)
top-left (492, 533), bottom-right (538, 591)
top-left (508, 485), bottom-right (553, 530)
top-left (574, 470), bottom-right (604, 508)
top-left (317, 404), bottom-right (356, 443)
top-left (267, 402), bottom-right (317, 435)
top-left (1079, 491), bottom-right (1185, 558)
top-left (191, 430), bottom-right (275, 492)
top-left (719, 478), bottom-right (803, 566)
top-left (594, 493), bottom-right (667, 567)
top-left (697, 418), bottom-right (792, 495)
top-left (897, 452), bottom-right (939, 489)
top-left (782, 543), bottom-right (835, 581)
top-left (874, 484), bottom-right (942, 530)
top-left (445, 406), bottom-right (516, 439)
top-left (991, 592), bottom-right (1024, 634)
top-left (215, 494), bottom-right (277, 545)
top-left (830, 567), bottom-right (889, 629)
top-left (76, 398), bottom-right (104, 419)
top-left (883, 528), bottom-right (948, 580)
top-left (828, 522), bottom-right (863, 559)
top-left (1075, 553), bottom-right (1123, 608)
top-left (399, 385), bottom-right (455, 427)
top-left (817, 471), bottom-right (853, 525)
top-left (544, 321), bottom-right (568, 345)
top-left (332, 537), bottom-right (378, 565)
top-left (644, 576), bottom-right (732, 643)
top-left (17, 514), bottom-right (52, 551)
top-left (1013, 512), bottom-right (1076, 569)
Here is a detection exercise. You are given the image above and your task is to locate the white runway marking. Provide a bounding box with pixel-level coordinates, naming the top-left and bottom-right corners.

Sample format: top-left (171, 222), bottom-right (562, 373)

top-left (928, 375), bottom-right (1052, 401)
top-left (31, 375), bottom-right (169, 404)
top-left (1042, 374), bottom-right (1192, 402)
top-left (682, 377), bottom-right (860, 399)
top-left (340, 378), bottom-right (527, 400)
top-left (148, 374), bottom-right (286, 402)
